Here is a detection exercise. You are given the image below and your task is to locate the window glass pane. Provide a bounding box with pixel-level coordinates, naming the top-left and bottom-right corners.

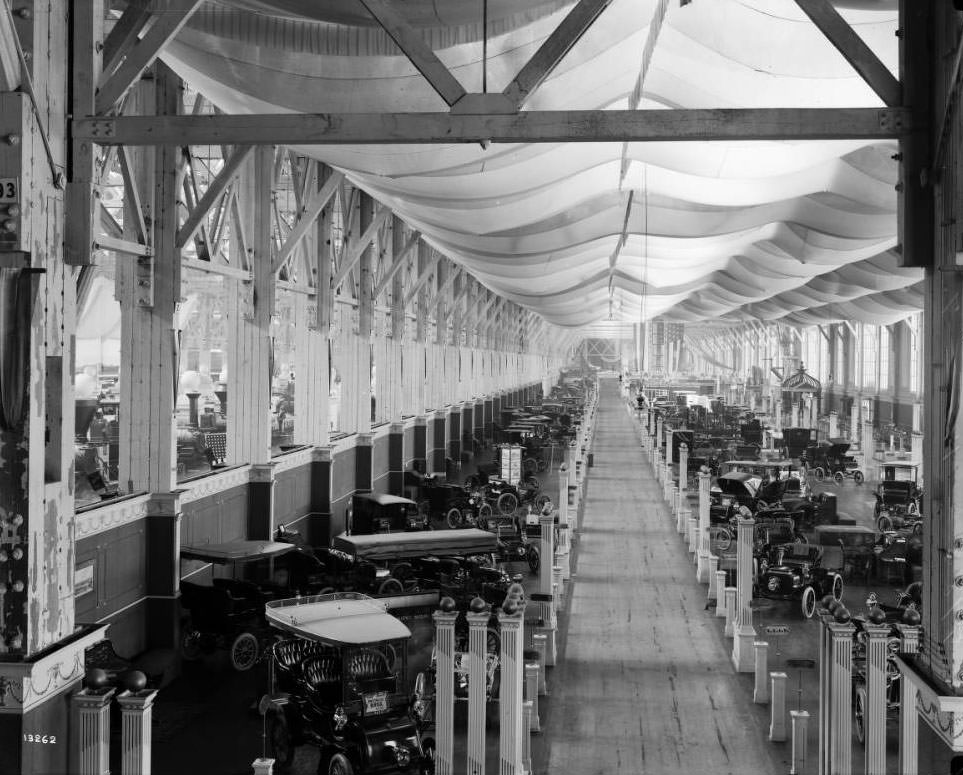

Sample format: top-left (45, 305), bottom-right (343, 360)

top-left (878, 325), bottom-right (890, 391)
top-left (272, 289), bottom-right (297, 454)
top-left (176, 267), bottom-right (228, 480)
top-left (74, 255), bottom-right (123, 507)
top-left (909, 314), bottom-right (921, 393)
top-left (862, 325), bottom-right (878, 389)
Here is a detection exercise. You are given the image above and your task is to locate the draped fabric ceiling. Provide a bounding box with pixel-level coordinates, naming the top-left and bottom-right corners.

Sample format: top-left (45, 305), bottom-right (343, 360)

top-left (156, 0), bottom-right (920, 332)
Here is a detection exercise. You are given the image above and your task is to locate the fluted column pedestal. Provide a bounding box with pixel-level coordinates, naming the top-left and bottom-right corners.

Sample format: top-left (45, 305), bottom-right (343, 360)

top-left (118, 689), bottom-right (158, 775)
top-left (732, 514), bottom-right (757, 673)
top-left (696, 471), bottom-right (712, 582)
top-left (862, 623), bottom-right (890, 775)
top-left (466, 610), bottom-right (491, 775)
top-left (433, 608), bottom-right (459, 775)
top-left (499, 604), bottom-right (526, 775)
top-left (71, 688), bottom-right (116, 775)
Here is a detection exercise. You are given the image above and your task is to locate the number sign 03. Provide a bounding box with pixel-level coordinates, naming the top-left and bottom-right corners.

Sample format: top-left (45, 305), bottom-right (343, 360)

top-left (0, 178), bottom-right (18, 203)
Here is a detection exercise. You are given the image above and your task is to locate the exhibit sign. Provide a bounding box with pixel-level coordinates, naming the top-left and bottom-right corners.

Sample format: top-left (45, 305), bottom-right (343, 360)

top-left (500, 444), bottom-right (523, 486)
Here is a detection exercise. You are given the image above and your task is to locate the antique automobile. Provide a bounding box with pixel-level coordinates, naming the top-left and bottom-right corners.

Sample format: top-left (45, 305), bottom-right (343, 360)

top-left (872, 528), bottom-right (923, 585)
top-left (709, 472), bottom-right (761, 524)
top-left (756, 543), bottom-right (844, 618)
top-left (874, 462), bottom-right (922, 532)
top-left (801, 439), bottom-right (865, 484)
top-left (331, 528), bottom-right (501, 592)
top-left (404, 471), bottom-right (493, 529)
top-left (349, 493), bottom-right (430, 535)
top-left (179, 540), bottom-right (326, 671)
top-left (813, 524), bottom-right (877, 582)
top-left (262, 593), bottom-right (433, 774)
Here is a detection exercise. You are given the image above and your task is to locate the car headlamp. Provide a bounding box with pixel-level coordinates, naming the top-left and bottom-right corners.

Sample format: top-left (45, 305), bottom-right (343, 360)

top-left (767, 577), bottom-right (780, 592)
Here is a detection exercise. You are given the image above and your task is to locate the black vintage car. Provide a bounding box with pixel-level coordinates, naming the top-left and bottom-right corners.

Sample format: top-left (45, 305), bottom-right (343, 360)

top-left (801, 440), bottom-right (864, 484)
top-left (262, 593), bottom-right (432, 774)
top-left (179, 540), bottom-right (328, 671)
top-left (874, 464), bottom-right (922, 532)
top-left (350, 493), bottom-right (430, 534)
top-left (404, 471), bottom-right (493, 529)
top-left (756, 543), bottom-right (844, 618)
top-left (709, 472), bottom-right (761, 523)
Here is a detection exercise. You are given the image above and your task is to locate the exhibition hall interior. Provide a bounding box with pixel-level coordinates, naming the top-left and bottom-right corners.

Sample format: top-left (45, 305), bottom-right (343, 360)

top-left (1, 1), bottom-right (961, 774)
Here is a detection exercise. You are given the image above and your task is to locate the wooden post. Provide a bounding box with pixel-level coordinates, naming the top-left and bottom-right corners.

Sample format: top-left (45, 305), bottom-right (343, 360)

top-left (769, 672), bottom-right (788, 742)
top-left (432, 608), bottom-right (458, 775)
top-left (466, 610), bottom-right (489, 775)
top-left (498, 604), bottom-right (525, 775)
top-left (117, 689), bottom-right (158, 775)
top-left (732, 514), bottom-right (756, 672)
top-left (754, 642), bottom-right (770, 703)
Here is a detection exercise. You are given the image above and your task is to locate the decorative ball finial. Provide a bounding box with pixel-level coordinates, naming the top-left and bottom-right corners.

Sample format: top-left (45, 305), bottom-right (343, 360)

top-left (833, 606), bottom-right (852, 624)
top-left (502, 599), bottom-right (518, 615)
top-left (820, 595), bottom-right (835, 611)
top-left (84, 668), bottom-right (109, 691)
top-left (469, 596), bottom-right (488, 614)
top-left (439, 596), bottom-right (457, 613)
top-left (902, 607), bottom-right (922, 626)
top-left (867, 606), bottom-right (887, 625)
top-left (120, 670), bottom-right (147, 693)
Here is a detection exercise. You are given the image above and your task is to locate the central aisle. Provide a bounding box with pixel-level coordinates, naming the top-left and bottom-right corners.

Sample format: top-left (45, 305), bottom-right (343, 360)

top-left (535, 379), bottom-right (790, 775)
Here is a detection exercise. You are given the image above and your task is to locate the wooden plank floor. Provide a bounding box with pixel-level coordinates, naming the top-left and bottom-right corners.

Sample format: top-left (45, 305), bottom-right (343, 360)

top-left (533, 379), bottom-right (791, 775)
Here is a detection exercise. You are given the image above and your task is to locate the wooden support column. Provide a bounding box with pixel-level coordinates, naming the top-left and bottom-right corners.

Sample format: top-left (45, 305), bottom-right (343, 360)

top-left (226, 146), bottom-right (274, 468)
top-left (390, 216), bottom-right (407, 422)
top-left (117, 68), bottom-right (180, 495)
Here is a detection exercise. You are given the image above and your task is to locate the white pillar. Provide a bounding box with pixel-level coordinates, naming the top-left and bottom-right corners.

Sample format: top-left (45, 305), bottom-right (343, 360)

top-left (532, 633), bottom-right (548, 695)
top-left (828, 619), bottom-right (856, 775)
top-left (754, 641), bottom-right (770, 703)
top-left (522, 701), bottom-right (534, 775)
top-left (862, 421), bottom-right (876, 483)
top-left (72, 688), bottom-right (116, 775)
top-left (678, 443), bottom-right (689, 493)
top-left (828, 411), bottom-right (839, 439)
top-left (714, 570), bottom-right (727, 616)
top-left (707, 554), bottom-right (720, 597)
top-left (863, 623), bottom-right (890, 775)
top-left (724, 587), bottom-right (737, 637)
top-left (557, 467), bottom-right (568, 527)
top-left (769, 672), bottom-right (788, 742)
top-left (433, 607), bottom-right (459, 775)
top-left (898, 667), bottom-right (918, 775)
top-left (251, 759), bottom-right (274, 775)
top-left (790, 710), bottom-right (810, 775)
top-left (118, 689), bottom-right (158, 775)
top-left (732, 514), bottom-right (757, 672)
top-left (524, 661), bottom-right (540, 732)
top-left (498, 605), bottom-right (525, 775)
top-left (466, 610), bottom-right (490, 775)
top-left (538, 512), bottom-right (555, 597)
top-left (687, 513), bottom-right (698, 557)
top-left (697, 471), bottom-right (712, 582)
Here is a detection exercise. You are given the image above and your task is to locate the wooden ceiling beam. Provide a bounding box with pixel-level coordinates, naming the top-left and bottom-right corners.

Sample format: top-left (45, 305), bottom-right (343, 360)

top-left (502, 0), bottom-right (614, 110)
top-left (0, 2), bottom-right (21, 92)
top-left (175, 144), bottom-right (253, 250)
top-left (74, 107), bottom-right (910, 145)
top-left (404, 253), bottom-right (440, 307)
top-left (272, 169), bottom-right (343, 273)
top-left (794, 0), bottom-right (901, 107)
top-left (356, 0), bottom-right (467, 108)
top-left (95, 0), bottom-right (203, 114)
top-left (101, 0), bottom-right (152, 79)
top-left (373, 230), bottom-right (420, 299)
top-left (331, 204), bottom-right (391, 289)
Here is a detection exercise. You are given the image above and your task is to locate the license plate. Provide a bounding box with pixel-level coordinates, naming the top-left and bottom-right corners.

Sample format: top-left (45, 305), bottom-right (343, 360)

top-left (363, 692), bottom-right (388, 714)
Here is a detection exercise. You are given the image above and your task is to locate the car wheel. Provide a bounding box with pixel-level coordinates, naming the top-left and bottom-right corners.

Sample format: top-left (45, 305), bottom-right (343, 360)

top-left (497, 492), bottom-right (519, 516)
top-left (877, 515), bottom-right (894, 533)
top-left (328, 753), bottom-right (355, 775)
top-left (854, 686), bottom-right (867, 744)
top-left (181, 629), bottom-right (203, 661)
top-left (478, 503), bottom-right (494, 522)
top-left (446, 507), bottom-right (464, 529)
top-left (378, 577), bottom-right (404, 595)
top-left (833, 472), bottom-right (845, 486)
top-left (527, 545), bottom-right (540, 574)
top-left (814, 467), bottom-right (824, 481)
top-left (854, 471), bottom-right (865, 484)
top-left (831, 573), bottom-right (844, 602)
top-left (487, 628), bottom-right (501, 655)
top-left (230, 632), bottom-right (260, 672)
top-left (267, 712), bottom-right (296, 770)
top-left (709, 526), bottom-right (732, 552)
top-left (801, 586), bottom-right (817, 619)
top-left (534, 494), bottom-right (551, 511)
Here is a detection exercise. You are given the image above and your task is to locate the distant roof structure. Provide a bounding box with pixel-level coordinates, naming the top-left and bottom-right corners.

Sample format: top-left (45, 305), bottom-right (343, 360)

top-left (781, 365), bottom-right (822, 395)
